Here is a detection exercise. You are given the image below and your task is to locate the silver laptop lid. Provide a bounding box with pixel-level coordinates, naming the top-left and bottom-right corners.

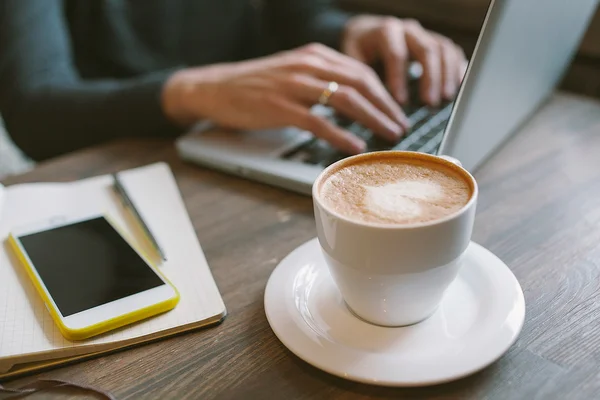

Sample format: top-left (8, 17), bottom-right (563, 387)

top-left (438, 0), bottom-right (598, 171)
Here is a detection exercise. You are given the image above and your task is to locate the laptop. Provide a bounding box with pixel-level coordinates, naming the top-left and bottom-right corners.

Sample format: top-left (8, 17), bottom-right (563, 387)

top-left (176, 0), bottom-right (598, 195)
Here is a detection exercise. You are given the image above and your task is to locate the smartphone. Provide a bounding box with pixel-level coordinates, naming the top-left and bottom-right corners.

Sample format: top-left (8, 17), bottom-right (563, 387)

top-left (8, 214), bottom-right (179, 341)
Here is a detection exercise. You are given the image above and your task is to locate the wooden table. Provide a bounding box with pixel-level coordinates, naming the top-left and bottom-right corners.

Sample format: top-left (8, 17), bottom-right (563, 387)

top-left (3, 92), bottom-right (600, 399)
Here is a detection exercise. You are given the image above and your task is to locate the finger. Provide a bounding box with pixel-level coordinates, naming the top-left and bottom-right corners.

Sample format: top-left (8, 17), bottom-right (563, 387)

top-left (299, 44), bottom-right (408, 125)
top-left (323, 64), bottom-right (410, 131)
top-left (300, 43), bottom-right (374, 79)
top-left (293, 44), bottom-right (409, 129)
top-left (404, 21), bottom-right (442, 106)
top-left (329, 85), bottom-right (403, 142)
top-left (285, 100), bottom-right (366, 154)
top-left (284, 74), bottom-right (402, 142)
top-left (378, 18), bottom-right (409, 104)
top-left (342, 40), bottom-right (368, 63)
top-left (436, 36), bottom-right (458, 100)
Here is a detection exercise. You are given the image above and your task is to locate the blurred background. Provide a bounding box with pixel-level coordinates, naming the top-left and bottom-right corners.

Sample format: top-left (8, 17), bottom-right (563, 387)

top-left (2, 0), bottom-right (598, 179)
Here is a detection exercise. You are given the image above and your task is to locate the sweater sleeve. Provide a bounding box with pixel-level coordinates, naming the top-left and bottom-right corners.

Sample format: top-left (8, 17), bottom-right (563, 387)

top-left (263, 0), bottom-right (352, 51)
top-left (0, 0), bottom-right (183, 161)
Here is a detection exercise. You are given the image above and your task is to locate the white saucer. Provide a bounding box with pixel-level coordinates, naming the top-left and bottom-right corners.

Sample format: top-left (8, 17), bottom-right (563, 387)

top-left (264, 238), bottom-right (525, 387)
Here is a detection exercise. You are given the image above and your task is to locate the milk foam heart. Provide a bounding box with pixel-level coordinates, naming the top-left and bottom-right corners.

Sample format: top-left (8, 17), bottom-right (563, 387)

top-left (364, 180), bottom-right (443, 220)
top-left (319, 156), bottom-right (471, 225)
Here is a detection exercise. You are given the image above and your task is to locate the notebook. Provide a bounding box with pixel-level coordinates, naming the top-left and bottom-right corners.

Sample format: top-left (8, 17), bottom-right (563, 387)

top-left (0, 162), bottom-right (226, 379)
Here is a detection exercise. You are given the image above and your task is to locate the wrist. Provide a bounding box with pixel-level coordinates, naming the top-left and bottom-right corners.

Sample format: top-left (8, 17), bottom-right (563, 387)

top-left (161, 69), bottom-right (196, 127)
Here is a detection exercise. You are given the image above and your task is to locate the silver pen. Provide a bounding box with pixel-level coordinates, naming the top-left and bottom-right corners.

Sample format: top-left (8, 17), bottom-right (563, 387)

top-left (112, 173), bottom-right (167, 261)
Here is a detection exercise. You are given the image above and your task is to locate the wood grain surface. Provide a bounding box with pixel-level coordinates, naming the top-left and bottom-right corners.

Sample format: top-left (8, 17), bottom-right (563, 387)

top-left (2, 92), bottom-right (600, 399)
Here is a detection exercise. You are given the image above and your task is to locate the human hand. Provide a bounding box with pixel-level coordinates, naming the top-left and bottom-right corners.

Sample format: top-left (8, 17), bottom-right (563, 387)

top-left (162, 44), bottom-right (411, 154)
top-left (342, 15), bottom-right (468, 106)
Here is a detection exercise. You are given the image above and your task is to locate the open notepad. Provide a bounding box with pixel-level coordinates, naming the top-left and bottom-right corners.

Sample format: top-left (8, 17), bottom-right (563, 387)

top-left (0, 163), bottom-right (226, 379)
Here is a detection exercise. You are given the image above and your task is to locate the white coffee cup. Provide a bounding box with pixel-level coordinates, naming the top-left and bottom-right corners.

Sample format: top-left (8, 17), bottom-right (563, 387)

top-left (312, 151), bottom-right (478, 326)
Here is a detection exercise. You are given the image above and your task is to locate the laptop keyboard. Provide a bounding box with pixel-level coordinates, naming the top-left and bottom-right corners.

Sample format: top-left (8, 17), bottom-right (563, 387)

top-left (283, 101), bottom-right (453, 168)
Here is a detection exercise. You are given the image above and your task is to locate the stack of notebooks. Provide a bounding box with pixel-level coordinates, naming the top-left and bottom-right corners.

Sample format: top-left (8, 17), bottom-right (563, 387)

top-left (0, 163), bottom-right (226, 379)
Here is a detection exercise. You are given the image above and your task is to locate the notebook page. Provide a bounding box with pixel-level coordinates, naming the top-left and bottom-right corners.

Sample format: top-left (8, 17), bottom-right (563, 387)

top-left (0, 163), bottom-right (226, 371)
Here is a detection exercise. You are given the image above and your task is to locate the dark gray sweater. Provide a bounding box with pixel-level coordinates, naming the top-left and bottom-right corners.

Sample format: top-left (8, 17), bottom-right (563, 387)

top-left (0, 0), bottom-right (349, 160)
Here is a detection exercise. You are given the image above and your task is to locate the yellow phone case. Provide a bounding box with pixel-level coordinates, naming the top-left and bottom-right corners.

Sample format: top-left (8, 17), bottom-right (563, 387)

top-left (7, 216), bottom-right (180, 341)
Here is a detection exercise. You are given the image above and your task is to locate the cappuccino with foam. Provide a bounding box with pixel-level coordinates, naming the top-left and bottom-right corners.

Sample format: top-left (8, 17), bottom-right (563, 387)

top-left (318, 153), bottom-right (472, 225)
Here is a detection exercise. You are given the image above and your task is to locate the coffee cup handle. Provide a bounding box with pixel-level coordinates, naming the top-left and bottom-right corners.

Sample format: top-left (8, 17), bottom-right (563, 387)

top-left (438, 155), bottom-right (462, 167)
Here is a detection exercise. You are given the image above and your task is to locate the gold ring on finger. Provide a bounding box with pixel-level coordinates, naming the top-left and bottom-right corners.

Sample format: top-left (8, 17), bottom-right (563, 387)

top-left (318, 81), bottom-right (339, 106)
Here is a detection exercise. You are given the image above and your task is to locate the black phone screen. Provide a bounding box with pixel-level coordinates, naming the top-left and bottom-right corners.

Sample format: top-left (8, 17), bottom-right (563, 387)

top-left (17, 217), bottom-right (165, 317)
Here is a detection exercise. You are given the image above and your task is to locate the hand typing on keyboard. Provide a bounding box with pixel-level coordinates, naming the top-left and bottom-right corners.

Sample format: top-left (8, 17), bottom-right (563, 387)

top-left (163, 18), bottom-right (465, 155)
top-left (343, 16), bottom-right (467, 107)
